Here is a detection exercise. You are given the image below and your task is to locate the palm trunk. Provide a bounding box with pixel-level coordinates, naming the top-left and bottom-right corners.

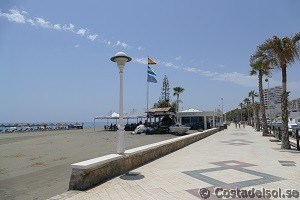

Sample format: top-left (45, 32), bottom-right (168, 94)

top-left (258, 71), bottom-right (268, 136)
top-left (281, 66), bottom-right (291, 149)
top-left (251, 97), bottom-right (254, 127)
top-left (176, 94), bottom-right (179, 112)
top-left (255, 104), bottom-right (260, 131)
top-left (252, 106), bottom-right (256, 128)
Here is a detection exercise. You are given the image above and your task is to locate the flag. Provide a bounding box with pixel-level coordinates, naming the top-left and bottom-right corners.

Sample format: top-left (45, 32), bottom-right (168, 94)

top-left (147, 74), bottom-right (157, 83)
top-left (147, 66), bottom-right (156, 76)
top-left (148, 57), bottom-right (157, 65)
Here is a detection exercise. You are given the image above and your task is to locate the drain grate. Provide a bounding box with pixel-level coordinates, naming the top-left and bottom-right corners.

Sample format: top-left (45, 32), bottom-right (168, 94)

top-left (269, 139), bottom-right (281, 142)
top-left (278, 160), bottom-right (296, 167)
top-left (120, 172), bottom-right (144, 180)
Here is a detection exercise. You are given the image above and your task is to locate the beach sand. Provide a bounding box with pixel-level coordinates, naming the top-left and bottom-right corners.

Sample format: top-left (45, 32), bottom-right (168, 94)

top-left (0, 128), bottom-right (178, 200)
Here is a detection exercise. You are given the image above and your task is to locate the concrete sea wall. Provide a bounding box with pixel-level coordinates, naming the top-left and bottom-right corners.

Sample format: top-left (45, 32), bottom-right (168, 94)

top-left (69, 128), bottom-right (219, 190)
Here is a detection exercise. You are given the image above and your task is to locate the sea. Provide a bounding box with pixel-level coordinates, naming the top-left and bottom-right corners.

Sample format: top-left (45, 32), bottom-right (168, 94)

top-left (0, 119), bottom-right (142, 131)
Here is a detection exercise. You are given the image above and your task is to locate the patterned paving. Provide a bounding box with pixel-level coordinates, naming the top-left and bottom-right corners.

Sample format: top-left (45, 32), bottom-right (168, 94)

top-left (219, 139), bottom-right (254, 146)
top-left (49, 125), bottom-right (300, 200)
top-left (184, 160), bottom-right (284, 199)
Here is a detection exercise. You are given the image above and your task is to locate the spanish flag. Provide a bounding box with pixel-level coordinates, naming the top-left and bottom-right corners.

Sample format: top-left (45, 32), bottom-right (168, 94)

top-left (148, 57), bottom-right (157, 65)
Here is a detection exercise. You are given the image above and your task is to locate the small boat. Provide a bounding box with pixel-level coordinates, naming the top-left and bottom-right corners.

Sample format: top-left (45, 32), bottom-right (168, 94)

top-left (169, 125), bottom-right (190, 134)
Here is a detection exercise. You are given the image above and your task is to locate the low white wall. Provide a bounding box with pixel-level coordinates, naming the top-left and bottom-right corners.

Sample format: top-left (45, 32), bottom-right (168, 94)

top-left (69, 128), bottom-right (219, 190)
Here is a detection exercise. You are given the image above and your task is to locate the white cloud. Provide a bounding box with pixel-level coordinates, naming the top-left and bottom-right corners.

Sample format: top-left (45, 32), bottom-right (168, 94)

top-left (36, 17), bottom-right (51, 28)
top-left (75, 44), bottom-right (79, 48)
top-left (63, 23), bottom-right (75, 32)
top-left (200, 70), bottom-right (219, 77)
top-left (76, 28), bottom-right (86, 36)
top-left (218, 64), bottom-right (225, 68)
top-left (53, 24), bottom-right (61, 30)
top-left (30, 17), bottom-right (61, 30)
top-left (1, 7), bottom-right (139, 51)
top-left (175, 56), bottom-right (181, 60)
top-left (0, 8), bottom-right (26, 23)
top-left (121, 42), bottom-right (128, 48)
top-left (165, 62), bottom-right (173, 67)
top-left (27, 18), bottom-right (35, 26)
top-left (211, 72), bottom-right (257, 87)
top-left (103, 40), bottom-right (111, 45)
top-left (133, 57), bottom-right (147, 65)
top-left (87, 34), bottom-right (98, 41)
top-left (183, 67), bottom-right (200, 73)
top-left (114, 40), bottom-right (129, 48)
top-left (182, 66), bottom-right (256, 87)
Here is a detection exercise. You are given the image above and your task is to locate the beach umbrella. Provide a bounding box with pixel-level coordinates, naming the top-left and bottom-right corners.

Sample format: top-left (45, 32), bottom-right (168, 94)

top-left (111, 112), bottom-right (119, 119)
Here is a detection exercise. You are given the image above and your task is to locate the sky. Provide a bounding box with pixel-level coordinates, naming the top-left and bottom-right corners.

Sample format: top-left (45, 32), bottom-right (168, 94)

top-left (0, 0), bottom-right (300, 123)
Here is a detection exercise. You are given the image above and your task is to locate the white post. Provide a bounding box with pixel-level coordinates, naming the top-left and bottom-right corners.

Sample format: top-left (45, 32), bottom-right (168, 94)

top-left (204, 115), bottom-right (207, 130)
top-left (213, 115), bottom-right (215, 128)
top-left (221, 98), bottom-right (224, 125)
top-left (117, 66), bottom-right (125, 154)
top-left (111, 52), bottom-right (131, 155)
top-left (93, 118), bottom-right (95, 132)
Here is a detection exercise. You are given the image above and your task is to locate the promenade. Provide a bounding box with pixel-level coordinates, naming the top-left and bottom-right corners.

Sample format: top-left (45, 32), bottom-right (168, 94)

top-left (51, 125), bottom-right (300, 200)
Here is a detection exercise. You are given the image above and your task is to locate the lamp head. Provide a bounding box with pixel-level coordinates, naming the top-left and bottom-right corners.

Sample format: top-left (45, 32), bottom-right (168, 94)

top-left (110, 52), bottom-right (132, 67)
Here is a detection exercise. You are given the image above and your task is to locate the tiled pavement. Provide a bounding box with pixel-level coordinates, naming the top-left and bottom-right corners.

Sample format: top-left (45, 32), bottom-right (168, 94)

top-left (51, 125), bottom-right (300, 200)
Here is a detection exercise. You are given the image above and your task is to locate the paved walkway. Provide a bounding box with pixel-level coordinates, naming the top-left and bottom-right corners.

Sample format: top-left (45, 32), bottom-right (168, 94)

top-left (51, 125), bottom-right (300, 200)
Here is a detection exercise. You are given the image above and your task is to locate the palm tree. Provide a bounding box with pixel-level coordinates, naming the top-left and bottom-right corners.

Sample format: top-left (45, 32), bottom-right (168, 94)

top-left (173, 87), bottom-right (185, 112)
top-left (253, 102), bottom-right (261, 131)
top-left (243, 98), bottom-right (251, 123)
top-left (243, 98), bottom-right (251, 106)
top-left (248, 90), bottom-right (258, 104)
top-left (248, 90), bottom-right (259, 127)
top-left (250, 52), bottom-right (271, 136)
top-left (238, 103), bottom-right (244, 121)
top-left (258, 33), bottom-right (300, 149)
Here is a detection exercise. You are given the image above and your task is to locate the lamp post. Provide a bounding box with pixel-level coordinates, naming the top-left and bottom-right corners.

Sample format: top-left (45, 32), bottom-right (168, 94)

top-left (221, 98), bottom-right (224, 124)
top-left (111, 52), bottom-right (131, 154)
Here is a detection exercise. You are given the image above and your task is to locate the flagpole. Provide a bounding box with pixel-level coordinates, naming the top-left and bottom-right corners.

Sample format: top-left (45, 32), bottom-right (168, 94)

top-left (147, 81), bottom-right (149, 110)
top-left (146, 57), bottom-right (149, 124)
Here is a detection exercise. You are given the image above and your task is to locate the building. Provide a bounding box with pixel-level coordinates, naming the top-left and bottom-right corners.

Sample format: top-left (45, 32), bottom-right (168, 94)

top-left (176, 108), bottom-right (222, 130)
top-left (264, 97), bottom-right (300, 122)
top-left (263, 86), bottom-right (282, 109)
top-left (289, 98), bottom-right (300, 112)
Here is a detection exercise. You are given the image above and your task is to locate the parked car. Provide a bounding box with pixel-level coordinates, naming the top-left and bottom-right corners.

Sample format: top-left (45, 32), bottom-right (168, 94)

top-left (288, 123), bottom-right (299, 135)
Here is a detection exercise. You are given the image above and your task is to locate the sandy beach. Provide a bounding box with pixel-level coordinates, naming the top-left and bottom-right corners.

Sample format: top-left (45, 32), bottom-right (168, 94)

top-left (0, 128), bottom-right (178, 200)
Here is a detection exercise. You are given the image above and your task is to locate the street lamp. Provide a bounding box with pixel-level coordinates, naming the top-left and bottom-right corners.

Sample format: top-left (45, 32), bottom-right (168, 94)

top-left (221, 98), bottom-right (224, 124)
top-left (111, 52), bottom-right (132, 154)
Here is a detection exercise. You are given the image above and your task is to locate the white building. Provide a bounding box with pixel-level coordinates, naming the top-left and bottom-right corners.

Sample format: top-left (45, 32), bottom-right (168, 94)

top-left (176, 108), bottom-right (222, 130)
top-left (265, 98), bottom-right (300, 123)
top-left (263, 86), bottom-right (282, 109)
top-left (289, 98), bottom-right (300, 112)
